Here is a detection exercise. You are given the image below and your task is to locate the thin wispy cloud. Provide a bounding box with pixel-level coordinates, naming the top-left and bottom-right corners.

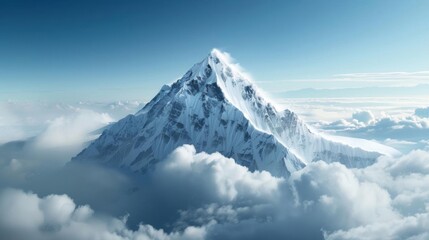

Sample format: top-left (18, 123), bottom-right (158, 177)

top-left (335, 71), bottom-right (429, 80)
top-left (258, 71), bottom-right (429, 84)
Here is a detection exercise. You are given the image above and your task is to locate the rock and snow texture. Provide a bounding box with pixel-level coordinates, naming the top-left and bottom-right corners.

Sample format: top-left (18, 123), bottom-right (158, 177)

top-left (74, 49), bottom-right (393, 176)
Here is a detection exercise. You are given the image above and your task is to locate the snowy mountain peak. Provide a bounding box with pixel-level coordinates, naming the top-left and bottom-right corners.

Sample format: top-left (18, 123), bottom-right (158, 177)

top-left (208, 48), bottom-right (238, 70)
top-left (184, 48), bottom-right (249, 85)
top-left (181, 49), bottom-right (276, 129)
top-left (210, 48), bottom-right (223, 58)
top-left (75, 49), bottom-right (394, 177)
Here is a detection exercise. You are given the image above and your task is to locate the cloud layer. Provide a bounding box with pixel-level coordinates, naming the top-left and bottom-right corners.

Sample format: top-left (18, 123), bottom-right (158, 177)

top-left (0, 188), bottom-right (208, 240)
top-left (325, 150), bottom-right (429, 240)
top-left (317, 109), bottom-right (429, 153)
top-left (2, 144), bottom-right (429, 240)
top-left (0, 100), bottom-right (143, 144)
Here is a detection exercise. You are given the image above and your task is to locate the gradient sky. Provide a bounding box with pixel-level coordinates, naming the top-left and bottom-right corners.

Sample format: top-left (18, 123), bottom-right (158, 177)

top-left (1, 0), bottom-right (428, 102)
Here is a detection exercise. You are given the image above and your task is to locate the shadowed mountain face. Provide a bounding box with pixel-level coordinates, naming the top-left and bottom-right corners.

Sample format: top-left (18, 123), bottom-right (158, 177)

top-left (74, 49), bottom-right (385, 176)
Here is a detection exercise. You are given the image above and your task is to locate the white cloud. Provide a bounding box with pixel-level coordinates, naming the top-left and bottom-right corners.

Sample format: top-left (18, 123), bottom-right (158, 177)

top-left (325, 210), bottom-right (429, 240)
top-left (34, 109), bottom-right (113, 148)
top-left (276, 97), bottom-right (429, 124)
top-left (267, 71), bottom-right (429, 84)
top-left (0, 100), bottom-right (143, 144)
top-left (290, 161), bottom-right (397, 230)
top-left (321, 150), bottom-right (429, 240)
top-left (352, 110), bottom-right (375, 124)
top-left (259, 71), bottom-right (429, 95)
top-left (171, 147), bottom-right (429, 240)
top-left (415, 107), bottom-right (429, 118)
top-left (323, 110), bottom-right (429, 132)
top-left (0, 109), bottom-right (115, 180)
top-left (2, 144), bottom-right (429, 240)
top-left (333, 71), bottom-right (429, 83)
top-left (0, 188), bottom-right (209, 240)
top-left (317, 109), bottom-right (429, 153)
top-left (161, 145), bottom-right (283, 201)
top-left (0, 188), bottom-right (44, 231)
top-left (352, 150), bottom-right (429, 214)
top-left (149, 146), bottom-right (429, 239)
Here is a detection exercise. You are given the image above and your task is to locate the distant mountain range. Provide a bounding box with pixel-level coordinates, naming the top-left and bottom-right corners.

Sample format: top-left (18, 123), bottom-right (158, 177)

top-left (275, 84), bottom-right (429, 98)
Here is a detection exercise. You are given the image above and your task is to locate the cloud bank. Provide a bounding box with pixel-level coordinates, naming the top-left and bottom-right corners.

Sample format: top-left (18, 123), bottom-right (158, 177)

top-left (0, 100), bottom-right (143, 144)
top-left (317, 109), bottom-right (429, 153)
top-left (1, 144), bottom-right (429, 240)
top-left (415, 107), bottom-right (429, 118)
top-left (0, 188), bottom-right (208, 240)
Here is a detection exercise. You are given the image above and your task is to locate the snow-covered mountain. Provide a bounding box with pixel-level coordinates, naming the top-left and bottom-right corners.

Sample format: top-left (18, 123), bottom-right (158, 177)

top-left (73, 49), bottom-right (396, 176)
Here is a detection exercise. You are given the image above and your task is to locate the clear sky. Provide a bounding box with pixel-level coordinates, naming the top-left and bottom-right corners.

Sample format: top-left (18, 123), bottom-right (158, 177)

top-left (1, 0), bottom-right (428, 102)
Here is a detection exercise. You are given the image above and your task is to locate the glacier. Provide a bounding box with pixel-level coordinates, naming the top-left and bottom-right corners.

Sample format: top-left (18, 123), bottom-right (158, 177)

top-left (73, 49), bottom-right (398, 176)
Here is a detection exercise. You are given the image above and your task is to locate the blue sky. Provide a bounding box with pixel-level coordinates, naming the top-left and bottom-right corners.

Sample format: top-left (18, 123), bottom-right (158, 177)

top-left (0, 0), bottom-right (428, 101)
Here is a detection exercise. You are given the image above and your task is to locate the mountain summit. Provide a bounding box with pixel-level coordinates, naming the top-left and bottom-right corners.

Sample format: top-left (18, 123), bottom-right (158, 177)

top-left (74, 49), bottom-right (394, 176)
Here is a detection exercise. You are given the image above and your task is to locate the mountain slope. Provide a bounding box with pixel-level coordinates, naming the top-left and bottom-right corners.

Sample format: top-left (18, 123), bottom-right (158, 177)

top-left (74, 49), bottom-right (393, 176)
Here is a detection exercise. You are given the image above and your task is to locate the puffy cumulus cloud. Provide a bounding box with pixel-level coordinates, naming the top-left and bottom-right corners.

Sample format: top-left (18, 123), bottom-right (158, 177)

top-left (323, 111), bottom-right (429, 133)
top-left (325, 210), bottom-right (429, 240)
top-left (2, 145), bottom-right (429, 240)
top-left (0, 145), bottom-right (288, 238)
top-left (352, 150), bottom-right (429, 215)
top-left (164, 147), bottom-right (429, 240)
top-left (290, 161), bottom-right (397, 230)
top-left (351, 110), bottom-right (375, 124)
top-left (0, 189), bottom-right (92, 239)
top-left (0, 188), bottom-right (208, 240)
top-left (143, 146), bottom-right (429, 239)
top-left (318, 110), bottom-right (429, 153)
top-left (134, 145), bottom-right (288, 232)
top-left (322, 118), bottom-right (363, 131)
top-left (321, 150), bottom-right (429, 240)
top-left (415, 106), bottom-right (429, 118)
top-left (0, 145), bottom-right (286, 240)
top-left (160, 145), bottom-right (283, 202)
top-left (317, 110), bottom-right (381, 132)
